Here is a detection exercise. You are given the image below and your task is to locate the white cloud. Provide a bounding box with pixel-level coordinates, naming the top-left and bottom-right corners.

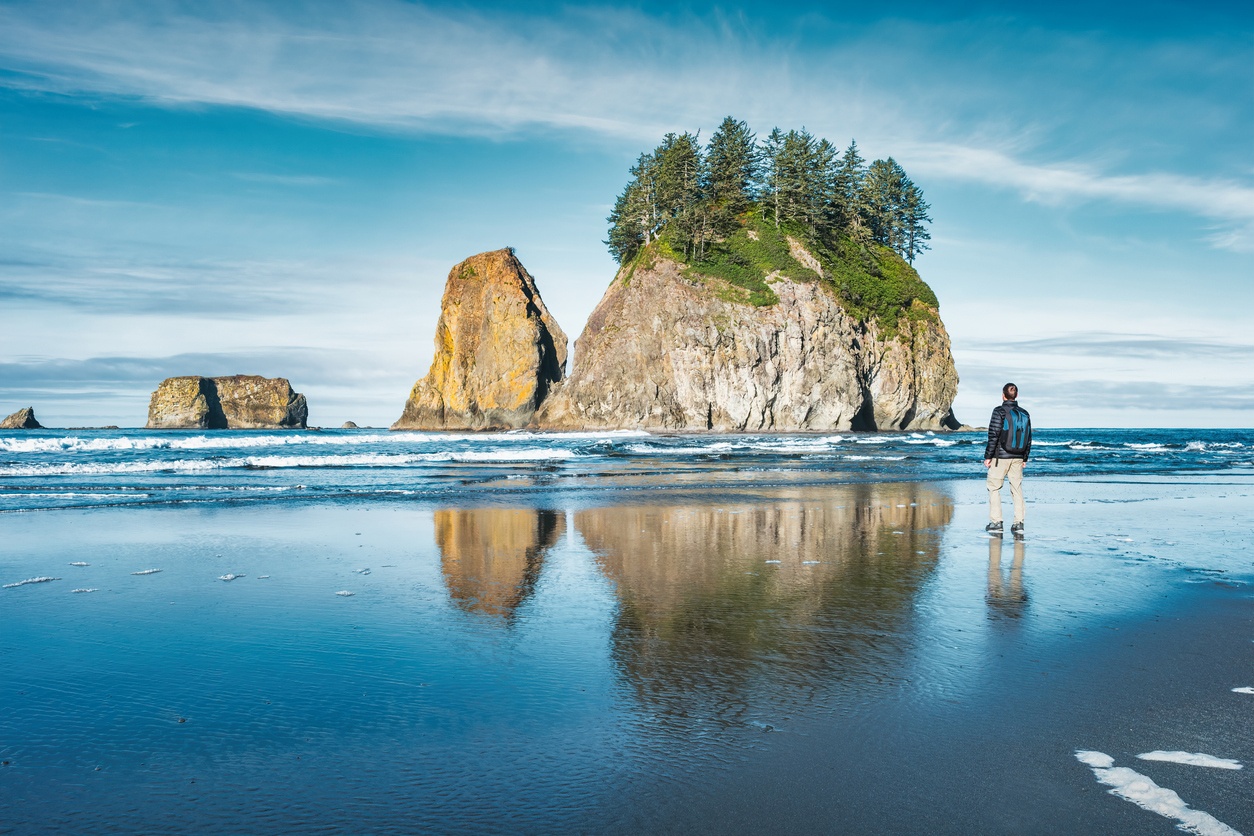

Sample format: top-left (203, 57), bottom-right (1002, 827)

top-left (902, 143), bottom-right (1254, 233)
top-left (1, 1), bottom-right (1248, 241)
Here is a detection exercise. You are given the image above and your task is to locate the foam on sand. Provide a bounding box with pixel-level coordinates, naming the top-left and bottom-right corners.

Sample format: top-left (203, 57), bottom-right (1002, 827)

top-left (1075, 750), bottom-right (1242, 836)
top-left (4, 576), bottom-right (60, 589)
top-left (1137, 751), bottom-right (1242, 770)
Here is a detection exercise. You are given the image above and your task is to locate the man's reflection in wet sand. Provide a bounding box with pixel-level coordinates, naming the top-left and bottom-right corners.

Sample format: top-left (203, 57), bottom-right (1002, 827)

top-left (576, 484), bottom-right (953, 720)
top-left (434, 508), bottom-right (563, 620)
top-left (986, 534), bottom-right (1028, 622)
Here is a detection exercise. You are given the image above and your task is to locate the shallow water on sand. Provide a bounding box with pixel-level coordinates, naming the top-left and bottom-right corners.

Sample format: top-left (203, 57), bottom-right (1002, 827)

top-left (2, 469), bottom-right (1251, 834)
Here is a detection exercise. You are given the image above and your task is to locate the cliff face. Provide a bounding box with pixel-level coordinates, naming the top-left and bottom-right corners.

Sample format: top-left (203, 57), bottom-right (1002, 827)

top-left (392, 249), bottom-right (568, 431)
top-left (1, 407), bottom-right (43, 429)
top-left (146, 376), bottom-right (308, 429)
top-left (534, 253), bottom-right (958, 432)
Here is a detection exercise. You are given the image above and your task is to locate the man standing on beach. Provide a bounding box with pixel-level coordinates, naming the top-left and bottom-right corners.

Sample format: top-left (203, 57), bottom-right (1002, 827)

top-left (984, 383), bottom-right (1031, 536)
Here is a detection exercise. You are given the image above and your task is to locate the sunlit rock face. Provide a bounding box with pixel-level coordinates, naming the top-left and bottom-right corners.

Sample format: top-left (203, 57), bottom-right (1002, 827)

top-left (575, 484), bottom-right (954, 713)
top-left (146, 376), bottom-right (307, 429)
top-left (534, 255), bottom-right (959, 432)
top-left (393, 249), bottom-right (567, 431)
top-left (435, 507), bottom-right (564, 619)
top-left (1, 407), bottom-right (42, 429)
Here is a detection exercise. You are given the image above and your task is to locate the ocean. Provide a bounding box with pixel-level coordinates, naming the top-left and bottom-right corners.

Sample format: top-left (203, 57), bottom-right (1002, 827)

top-left (1, 427), bottom-right (1251, 513)
top-left (2, 427), bottom-right (1251, 834)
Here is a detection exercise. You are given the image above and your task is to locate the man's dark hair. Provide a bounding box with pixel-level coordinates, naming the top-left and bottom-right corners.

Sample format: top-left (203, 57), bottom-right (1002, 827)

top-left (1003, 383), bottom-right (1018, 399)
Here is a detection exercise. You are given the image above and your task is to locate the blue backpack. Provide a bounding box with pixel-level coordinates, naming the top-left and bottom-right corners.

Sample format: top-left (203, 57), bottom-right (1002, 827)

top-left (1000, 405), bottom-right (1032, 455)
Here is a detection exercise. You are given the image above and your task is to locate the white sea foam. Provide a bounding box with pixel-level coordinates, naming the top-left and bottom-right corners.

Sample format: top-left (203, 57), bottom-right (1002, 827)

top-left (0, 459), bottom-right (229, 476)
top-left (1075, 750), bottom-right (1241, 836)
top-left (219, 573), bottom-right (244, 581)
top-left (1232, 686), bottom-right (1254, 695)
top-left (843, 455), bottom-right (907, 461)
top-left (1138, 751), bottom-right (1242, 770)
top-left (68, 561), bottom-right (89, 566)
top-left (71, 588), bottom-right (98, 593)
top-left (131, 568), bottom-right (162, 575)
top-left (0, 429), bottom-right (649, 455)
top-left (3, 576), bottom-right (59, 588)
top-left (335, 590), bottom-right (355, 597)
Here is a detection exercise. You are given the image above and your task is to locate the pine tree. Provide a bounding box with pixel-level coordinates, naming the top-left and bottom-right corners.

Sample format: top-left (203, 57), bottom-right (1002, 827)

top-left (706, 117), bottom-right (758, 214)
top-left (834, 140), bottom-right (866, 234)
top-left (900, 178), bottom-right (932, 264)
top-left (761, 127), bottom-right (785, 228)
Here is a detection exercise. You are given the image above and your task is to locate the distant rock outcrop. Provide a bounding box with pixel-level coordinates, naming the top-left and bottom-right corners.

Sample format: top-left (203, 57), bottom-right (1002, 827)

top-left (535, 248), bottom-right (959, 432)
top-left (146, 376), bottom-right (308, 429)
top-left (341, 421), bottom-right (359, 429)
top-left (392, 249), bottom-right (567, 430)
top-left (1, 407), bottom-right (43, 429)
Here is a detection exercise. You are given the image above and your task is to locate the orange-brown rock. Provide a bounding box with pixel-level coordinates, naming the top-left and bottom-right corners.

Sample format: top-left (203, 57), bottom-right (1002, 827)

top-left (1, 407), bottom-right (43, 429)
top-left (392, 249), bottom-right (567, 431)
top-left (435, 508), bottom-right (564, 618)
top-left (146, 375), bottom-right (307, 429)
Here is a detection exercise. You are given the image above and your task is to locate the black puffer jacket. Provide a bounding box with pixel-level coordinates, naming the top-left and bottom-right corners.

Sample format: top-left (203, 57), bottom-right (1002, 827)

top-left (984, 400), bottom-right (1031, 461)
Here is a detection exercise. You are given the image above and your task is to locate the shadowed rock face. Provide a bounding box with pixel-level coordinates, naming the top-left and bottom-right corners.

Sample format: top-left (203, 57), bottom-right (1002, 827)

top-left (146, 376), bottom-right (308, 429)
top-left (534, 256), bottom-right (959, 431)
top-left (435, 507), bottom-right (564, 619)
top-left (1, 407), bottom-right (42, 429)
top-left (576, 484), bottom-right (954, 715)
top-left (393, 249), bottom-right (567, 431)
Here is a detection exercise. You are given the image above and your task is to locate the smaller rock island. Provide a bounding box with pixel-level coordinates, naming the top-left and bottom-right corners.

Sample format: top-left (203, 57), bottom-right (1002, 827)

top-left (146, 376), bottom-right (308, 429)
top-left (1, 407), bottom-right (43, 429)
top-left (392, 249), bottom-right (567, 431)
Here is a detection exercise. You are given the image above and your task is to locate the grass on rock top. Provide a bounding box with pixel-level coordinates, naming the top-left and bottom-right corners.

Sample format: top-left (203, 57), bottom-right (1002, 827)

top-left (625, 214), bottom-right (939, 332)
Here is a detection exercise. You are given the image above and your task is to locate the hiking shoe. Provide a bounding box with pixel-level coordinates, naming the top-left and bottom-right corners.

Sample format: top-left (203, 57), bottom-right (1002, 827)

top-left (985, 521), bottom-right (1003, 533)
top-left (1010, 522), bottom-right (1024, 534)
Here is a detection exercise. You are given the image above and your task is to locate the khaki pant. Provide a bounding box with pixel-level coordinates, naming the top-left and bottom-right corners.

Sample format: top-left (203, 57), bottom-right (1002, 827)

top-left (987, 458), bottom-right (1025, 524)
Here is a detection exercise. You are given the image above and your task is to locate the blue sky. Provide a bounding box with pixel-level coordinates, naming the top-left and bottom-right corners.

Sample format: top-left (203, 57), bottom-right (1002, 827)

top-left (0, 0), bottom-right (1250, 428)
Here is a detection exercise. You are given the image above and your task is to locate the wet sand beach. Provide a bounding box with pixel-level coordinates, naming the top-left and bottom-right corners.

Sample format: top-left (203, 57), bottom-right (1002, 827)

top-left (1, 468), bottom-right (1250, 834)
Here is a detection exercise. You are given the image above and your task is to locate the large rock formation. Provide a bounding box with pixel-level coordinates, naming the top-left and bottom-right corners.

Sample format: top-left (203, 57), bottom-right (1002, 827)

top-left (146, 376), bottom-right (308, 429)
top-left (535, 249), bottom-right (958, 432)
top-left (392, 249), bottom-right (567, 431)
top-left (1, 407), bottom-right (43, 429)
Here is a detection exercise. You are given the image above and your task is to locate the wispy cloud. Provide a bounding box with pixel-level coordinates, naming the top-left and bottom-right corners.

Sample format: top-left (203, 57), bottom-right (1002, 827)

top-left (902, 144), bottom-right (1254, 244)
top-left (0, 1), bottom-right (1248, 244)
top-left (965, 333), bottom-right (1254, 361)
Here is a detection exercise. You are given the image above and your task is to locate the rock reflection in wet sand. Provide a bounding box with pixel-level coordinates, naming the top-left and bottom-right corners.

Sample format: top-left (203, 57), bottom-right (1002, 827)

top-left (435, 507), bottom-right (564, 619)
top-left (576, 484), bottom-right (953, 721)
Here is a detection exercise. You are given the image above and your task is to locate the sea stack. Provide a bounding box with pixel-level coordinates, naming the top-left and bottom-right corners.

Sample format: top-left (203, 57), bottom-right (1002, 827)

top-left (146, 376), bottom-right (308, 429)
top-left (392, 249), bottom-right (567, 431)
top-left (535, 235), bottom-right (958, 432)
top-left (1, 407), bottom-right (43, 429)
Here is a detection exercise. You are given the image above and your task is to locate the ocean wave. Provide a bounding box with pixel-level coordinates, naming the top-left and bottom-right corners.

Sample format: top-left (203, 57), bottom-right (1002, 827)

top-left (843, 455), bottom-right (907, 461)
top-left (0, 459), bottom-right (230, 476)
top-left (0, 428), bottom-right (650, 455)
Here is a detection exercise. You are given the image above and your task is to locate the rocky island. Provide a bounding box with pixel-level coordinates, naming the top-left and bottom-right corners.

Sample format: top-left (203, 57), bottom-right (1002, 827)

top-left (146, 375), bottom-right (308, 429)
top-left (1, 407), bottom-right (43, 429)
top-left (534, 232), bottom-right (957, 431)
top-left (395, 119), bottom-right (958, 433)
top-left (392, 248), bottom-right (567, 430)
